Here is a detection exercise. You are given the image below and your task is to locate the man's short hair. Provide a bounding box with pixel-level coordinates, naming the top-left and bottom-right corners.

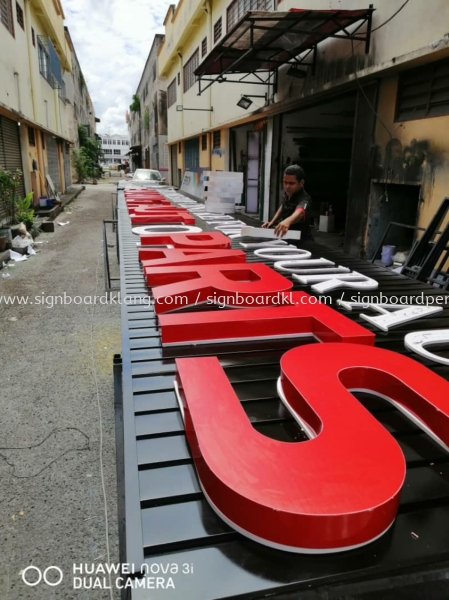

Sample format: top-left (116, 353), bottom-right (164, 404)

top-left (284, 164), bottom-right (305, 182)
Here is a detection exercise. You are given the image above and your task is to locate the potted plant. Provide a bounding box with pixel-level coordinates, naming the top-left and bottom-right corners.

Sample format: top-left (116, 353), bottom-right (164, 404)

top-left (14, 192), bottom-right (35, 231)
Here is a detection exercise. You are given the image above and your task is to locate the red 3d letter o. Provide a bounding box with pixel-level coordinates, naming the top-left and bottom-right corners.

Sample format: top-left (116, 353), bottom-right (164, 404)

top-left (176, 346), bottom-right (449, 552)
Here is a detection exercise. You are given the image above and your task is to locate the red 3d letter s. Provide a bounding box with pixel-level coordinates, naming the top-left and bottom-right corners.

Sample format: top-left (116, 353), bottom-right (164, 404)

top-left (175, 343), bottom-right (449, 552)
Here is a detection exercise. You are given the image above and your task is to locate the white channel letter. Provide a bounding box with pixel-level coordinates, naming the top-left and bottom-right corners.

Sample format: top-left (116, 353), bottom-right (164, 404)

top-left (255, 248), bottom-right (312, 261)
top-left (239, 240), bottom-right (291, 249)
top-left (361, 305), bottom-right (443, 332)
top-left (132, 225), bottom-right (202, 235)
top-left (293, 271), bottom-right (379, 294)
top-left (274, 258), bottom-right (337, 272)
top-left (404, 330), bottom-right (449, 366)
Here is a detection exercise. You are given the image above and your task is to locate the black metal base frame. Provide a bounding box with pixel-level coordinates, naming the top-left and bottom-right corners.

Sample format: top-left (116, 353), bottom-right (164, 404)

top-left (115, 190), bottom-right (449, 600)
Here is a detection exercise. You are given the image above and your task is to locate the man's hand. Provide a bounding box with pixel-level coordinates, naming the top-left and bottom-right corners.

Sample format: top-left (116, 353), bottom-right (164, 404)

top-left (261, 221), bottom-right (272, 229)
top-left (274, 219), bottom-right (290, 238)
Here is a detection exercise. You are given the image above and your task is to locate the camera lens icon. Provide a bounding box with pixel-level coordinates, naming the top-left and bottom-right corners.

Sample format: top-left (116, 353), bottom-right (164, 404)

top-left (22, 566), bottom-right (63, 587)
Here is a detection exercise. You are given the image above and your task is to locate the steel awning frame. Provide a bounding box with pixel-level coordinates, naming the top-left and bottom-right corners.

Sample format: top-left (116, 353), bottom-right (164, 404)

top-left (195, 6), bottom-right (374, 96)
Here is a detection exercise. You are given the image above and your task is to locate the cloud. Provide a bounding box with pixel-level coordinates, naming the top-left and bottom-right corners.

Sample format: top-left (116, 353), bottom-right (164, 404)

top-left (64, 0), bottom-right (171, 135)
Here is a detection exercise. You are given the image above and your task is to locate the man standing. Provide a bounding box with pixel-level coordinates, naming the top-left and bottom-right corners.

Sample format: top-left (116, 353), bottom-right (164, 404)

top-left (262, 165), bottom-right (313, 240)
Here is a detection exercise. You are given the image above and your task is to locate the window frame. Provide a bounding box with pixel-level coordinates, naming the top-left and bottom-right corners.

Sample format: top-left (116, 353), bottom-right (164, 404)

top-left (183, 48), bottom-right (199, 93)
top-left (0, 0), bottom-right (15, 37)
top-left (214, 17), bottom-right (222, 44)
top-left (202, 134), bottom-right (207, 151)
top-left (395, 58), bottom-right (449, 122)
top-left (226, 0), bottom-right (274, 32)
top-left (15, 1), bottom-right (23, 29)
top-left (28, 126), bottom-right (35, 147)
top-left (167, 77), bottom-right (177, 108)
top-left (201, 37), bottom-right (207, 58)
top-left (37, 37), bottom-right (51, 83)
top-left (213, 130), bottom-right (221, 148)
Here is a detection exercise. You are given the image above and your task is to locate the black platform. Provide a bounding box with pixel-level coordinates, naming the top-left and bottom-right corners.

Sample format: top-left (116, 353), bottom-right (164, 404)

top-left (115, 192), bottom-right (449, 600)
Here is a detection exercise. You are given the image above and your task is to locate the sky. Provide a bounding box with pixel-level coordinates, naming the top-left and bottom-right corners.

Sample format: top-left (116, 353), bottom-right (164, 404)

top-left (63, 0), bottom-right (173, 136)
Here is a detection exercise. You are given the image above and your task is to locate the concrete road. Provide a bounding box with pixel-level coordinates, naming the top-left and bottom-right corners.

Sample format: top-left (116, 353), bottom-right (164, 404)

top-left (0, 183), bottom-right (121, 599)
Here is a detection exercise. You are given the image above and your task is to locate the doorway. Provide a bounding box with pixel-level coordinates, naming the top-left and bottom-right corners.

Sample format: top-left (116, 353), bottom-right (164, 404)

top-left (246, 131), bottom-right (261, 214)
top-left (184, 138), bottom-right (200, 169)
top-left (170, 145), bottom-right (178, 186)
top-left (274, 93), bottom-right (357, 233)
top-left (365, 183), bottom-right (421, 260)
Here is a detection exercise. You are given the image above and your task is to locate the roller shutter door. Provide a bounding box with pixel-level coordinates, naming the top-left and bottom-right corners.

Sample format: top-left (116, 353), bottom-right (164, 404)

top-left (46, 135), bottom-right (61, 192)
top-left (64, 143), bottom-right (71, 189)
top-left (0, 116), bottom-right (25, 223)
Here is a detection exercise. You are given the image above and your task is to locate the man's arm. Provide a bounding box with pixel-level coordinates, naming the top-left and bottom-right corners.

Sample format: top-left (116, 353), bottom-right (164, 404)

top-left (274, 206), bottom-right (305, 238)
top-left (262, 205), bottom-right (283, 228)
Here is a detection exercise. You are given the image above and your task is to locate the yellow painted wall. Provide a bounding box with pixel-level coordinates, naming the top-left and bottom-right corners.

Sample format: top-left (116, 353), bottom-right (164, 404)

top-left (374, 76), bottom-right (449, 230)
top-left (162, 0), bottom-right (276, 145)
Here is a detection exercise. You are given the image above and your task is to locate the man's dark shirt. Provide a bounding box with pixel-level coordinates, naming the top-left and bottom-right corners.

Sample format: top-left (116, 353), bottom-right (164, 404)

top-left (279, 187), bottom-right (313, 240)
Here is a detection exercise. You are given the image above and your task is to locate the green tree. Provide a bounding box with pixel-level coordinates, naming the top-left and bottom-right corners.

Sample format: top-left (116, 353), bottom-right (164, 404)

top-left (78, 125), bottom-right (103, 179)
top-left (72, 148), bottom-right (89, 182)
top-left (130, 94), bottom-right (141, 114)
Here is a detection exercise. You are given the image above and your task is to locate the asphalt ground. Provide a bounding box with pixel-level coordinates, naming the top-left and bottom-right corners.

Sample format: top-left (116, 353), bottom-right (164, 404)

top-left (0, 183), bottom-right (121, 599)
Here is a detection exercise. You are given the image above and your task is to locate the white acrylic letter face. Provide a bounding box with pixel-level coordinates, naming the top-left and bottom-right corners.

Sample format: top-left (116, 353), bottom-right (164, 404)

top-left (293, 271), bottom-right (379, 293)
top-left (274, 258), bottom-right (337, 273)
top-left (214, 223), bottom-right (246, 230)
top-left (239, 240), bottom-right (291, 249)
top-left (132, 225), bottom-right (202, 235)
top-left (255, 248), bottom-right (312, 261)
top-left (405, 330), bottom-right (449, 365)
top-left (240, 226), bottom-right (301, 240)
top-left (361, 306), bottom-right (443, 332)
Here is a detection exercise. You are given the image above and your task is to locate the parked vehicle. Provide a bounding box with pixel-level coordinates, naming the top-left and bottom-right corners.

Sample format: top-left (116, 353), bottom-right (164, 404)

top-left (131, 169), bottom-right (165, 183)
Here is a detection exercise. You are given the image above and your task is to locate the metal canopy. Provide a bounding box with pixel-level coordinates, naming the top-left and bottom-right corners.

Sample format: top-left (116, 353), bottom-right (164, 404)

top-left (195, 7), bottom-right (374, 95)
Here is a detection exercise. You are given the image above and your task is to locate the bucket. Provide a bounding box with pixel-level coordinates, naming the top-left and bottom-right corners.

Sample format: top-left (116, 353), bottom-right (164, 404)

top-left (381, 245), bottom-right (396, 266)
top-left (39, 196), bottom-right (48, 207)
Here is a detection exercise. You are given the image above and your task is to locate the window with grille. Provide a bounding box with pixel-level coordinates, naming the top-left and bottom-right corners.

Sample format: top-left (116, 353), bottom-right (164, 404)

top-left (177, 72), bottom-right (180, 85)
top-left (213, 130), bottom-right (221, 148)
top-left (214, 17), bottom-right (222, 44)
top-left (202, 37), bottom-right (207, 57)
top-left (202, 134), bottom-right (207, 150)
top-left (0, 0), bottom-right (14, 36)
top-left (227, 0), bottom-right (273, 31)
top-left (31, 27), bottom-right (35, 46)
top-left (183, 49), bottom-right (199, 93)
top-left (167, 78), bottom-right (177, 108)
top-left (28, 127), bottom-right (35, 146)
top-left (15, 2), bottom-right (23, 28)
top-left (396, 58), bottom-right (449, 121)
top-left (178, 142), bottom-right (181, 154)
top-left (38, 37), bottom-right (51, 83)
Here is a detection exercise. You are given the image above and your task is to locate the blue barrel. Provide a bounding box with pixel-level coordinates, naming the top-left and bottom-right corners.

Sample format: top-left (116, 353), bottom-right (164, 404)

top-left (381, 245), bottom-right (396, 266)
